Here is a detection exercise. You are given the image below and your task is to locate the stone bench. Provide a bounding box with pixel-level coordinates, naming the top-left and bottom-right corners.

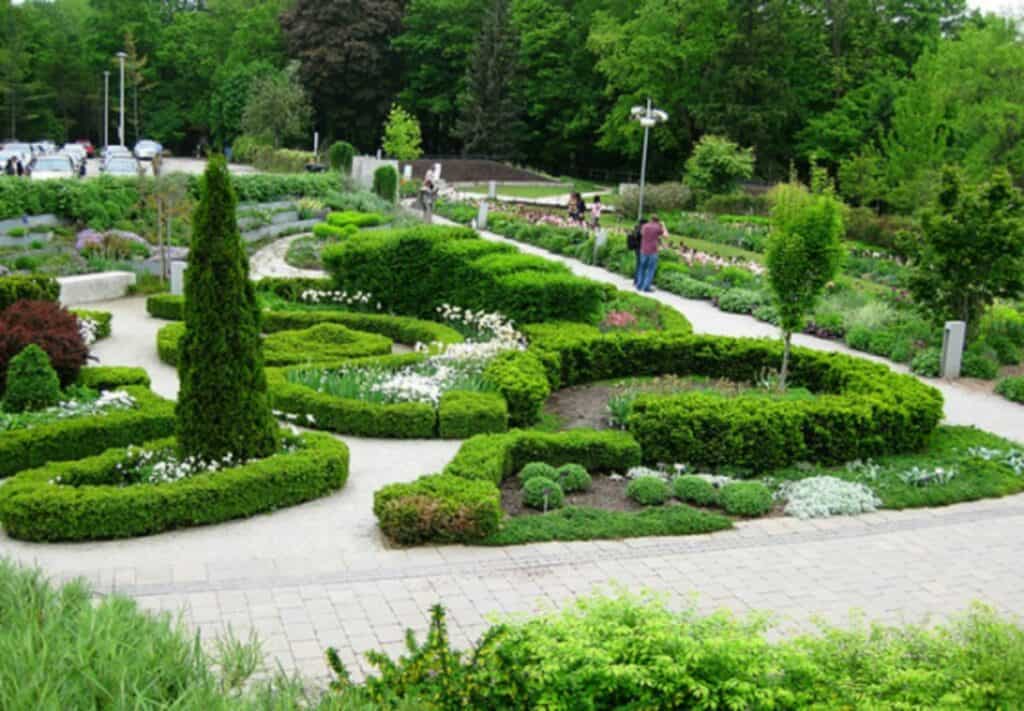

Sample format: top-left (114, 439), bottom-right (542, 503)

top-left (58, 271), bottom-right (137, 305)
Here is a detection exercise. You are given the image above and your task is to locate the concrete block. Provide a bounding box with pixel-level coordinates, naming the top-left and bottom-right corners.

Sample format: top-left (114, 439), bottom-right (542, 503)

top-left (58, 271), bottom-right (137, 305)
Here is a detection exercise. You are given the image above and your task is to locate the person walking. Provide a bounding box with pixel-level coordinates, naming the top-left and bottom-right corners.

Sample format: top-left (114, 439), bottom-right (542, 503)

top-left (627, 219), bottom-right (643, 287)
top-left (636, 214), bottom-right (666, 292)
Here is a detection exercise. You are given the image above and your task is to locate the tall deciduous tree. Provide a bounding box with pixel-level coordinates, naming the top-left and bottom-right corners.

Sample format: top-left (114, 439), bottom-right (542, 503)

top-left (766, 183), bottom-right (844, 387)
top-left (456, 0), bottom-right (523, 158)
top-left (908, 167), bottom-right (1024, 338)
top-left (382, 104), bottom-right (423, 160)
top-left (281, 0), bottom-right (404, 150)
top-left (177, 156), bottom-right (278, 462)
top-left (241, 63), bottom-right (312, 147)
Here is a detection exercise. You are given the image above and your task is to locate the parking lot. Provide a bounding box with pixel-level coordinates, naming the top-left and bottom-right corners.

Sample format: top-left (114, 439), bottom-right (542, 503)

top-left (79, 156), bottom-right (259, 178)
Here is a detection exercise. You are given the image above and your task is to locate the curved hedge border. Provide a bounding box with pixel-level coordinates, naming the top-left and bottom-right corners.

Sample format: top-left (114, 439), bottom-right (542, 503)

top-left (157, 321), bottom-right (393, 367)
top-left (0, 431), bottom-right (349, 541)
top-left (374, 429), bottom-right (641, 543)
top-left (0, 385), bottom-right (175, 479)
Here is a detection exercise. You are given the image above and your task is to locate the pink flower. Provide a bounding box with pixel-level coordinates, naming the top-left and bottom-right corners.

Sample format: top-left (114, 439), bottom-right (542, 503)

top-left (602, 310), bottom-right (638, 329)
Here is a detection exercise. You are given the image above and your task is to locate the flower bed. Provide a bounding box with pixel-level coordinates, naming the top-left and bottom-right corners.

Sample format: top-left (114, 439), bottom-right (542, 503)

top-left (0, 384), bottom-right (175, 479)
top-left (0, 431), bottom-right (349, 541)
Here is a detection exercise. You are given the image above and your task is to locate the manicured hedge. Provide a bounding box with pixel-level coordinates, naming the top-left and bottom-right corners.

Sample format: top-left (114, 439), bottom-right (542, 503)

top-left (254, 276), bottom-right (335, 302)
top-left (481, 350), bottom-right (551, 426)
top-left (0, 385), bottom-right (175, 479)
top-left (157, 321), bottom-right (393, 367)
top-left (374, 429), bottom-right (641, 544)
top-left (0, 275), bottom-right (59, 312)
top-left (373, 474), bottom-right (502, 544)
top-left (76, 366), bottom-right (151, 390)
top-left (70, 309), bottom-right (112, 340)
top-left (146, 293), bottom-right (183, 320)
top-left (322, 225), bottom-right (606, 324)
top-left (439, 390), bottom-right (509, 439)
top-left (312, 222), bottom-right (357, 240)
top-left (0, 431), bottom-right (349, 541)
top-left (326, 210), bottom-right (386, 228)
top-left (261, 310), bottom-right (463, 346)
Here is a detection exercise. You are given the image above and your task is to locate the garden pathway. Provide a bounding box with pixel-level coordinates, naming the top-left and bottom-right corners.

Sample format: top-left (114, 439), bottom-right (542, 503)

top-left (1, 234), bottom-right (1023, 684)
top-left (250, 233), bottom-right (325, 280)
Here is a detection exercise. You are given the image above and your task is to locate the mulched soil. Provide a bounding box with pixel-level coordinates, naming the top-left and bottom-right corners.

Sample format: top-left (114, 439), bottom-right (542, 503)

top-left (501, 474), bottom-right (653, 517)
top-left (401, 159), bottom-right (555, 183)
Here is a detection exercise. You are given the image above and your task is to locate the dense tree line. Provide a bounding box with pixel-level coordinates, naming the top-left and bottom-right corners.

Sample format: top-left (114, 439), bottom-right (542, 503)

top-left (1, 0), bottom-right (1019, 203)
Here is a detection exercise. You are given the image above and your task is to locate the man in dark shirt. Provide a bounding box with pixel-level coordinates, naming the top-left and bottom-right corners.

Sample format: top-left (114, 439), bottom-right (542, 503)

top-left (636, 215), bottom-right (666, 292)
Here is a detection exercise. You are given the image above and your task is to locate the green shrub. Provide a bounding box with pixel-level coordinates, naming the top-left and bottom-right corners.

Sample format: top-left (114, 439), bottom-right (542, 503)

top-left (626, 476), bottom-right (670, 505)
top-left (438, 390), bottom-right (509, 438)
top-left (231, 134), bottom-right (271, 163)
top-left (522, 476), bottom-right (565, 510)
top-left (517, 461), bottom-right (558, 485)
top-left (328, 141), bottom-right (355, 174)
top-left (326, 210), bottom-right (386, 228)
top-left (0, 386), bottom-right (175, 479)
top-left (2, 345), bottom-right (61, 413)
top-left (719, 481), bottom-right (774, 517)
top-left (702, 193), bottom-right (771, 216)
top-left (262, 323), bottom-right (393, 365)
top-left (617, 182), bottom-right (694, 216)
top-left (76, 366), bottom-right (150, 391)
top-left (0, 300), bottom-right (89, 394)
top-left (261, 309), bottom-right (464, 346)
top-left (659, 272), bottom-right (724, 300)
top-left (146, 293), bottom-right (185, 320)
top-left (556, 463), bottom-right (592, 493)
top-left (373, 165), bottom-right (399, 204)
top-left (962, 345), bottom-right (1000, 380)
top-left (312, 221), bottom-right (358, 240)
top-left (911, 347), bottom-right (941, 376)
top-left (996, 376), bottom-right (1024, 404)
top-left (254, 275), bottom-right (338, 302)
top-left (673, 475), bottom-right (718, 505)
top-left (482, 351), bottom-right (550, 426)
top-left (252, 148), bottom-right (313, 173)
top-left (5, 227), bottom-right (27, 237)
top-left (716, 288), bottom-right (765, 314)
top-left (0, 432), bottom-right (348, 541)
top-left (374, 473), bottom-right (502, 544)
top-left (69, 309), bottom-right (112, 340)
top-left (0, 275), bottom-right (59, 312)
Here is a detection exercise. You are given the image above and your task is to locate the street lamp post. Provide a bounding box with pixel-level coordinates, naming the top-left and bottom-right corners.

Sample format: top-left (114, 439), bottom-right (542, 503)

top-left (116, 51), bottom-right (127, 147)
top-left (103, 71), bottom-right (110, 149)
top-left (629, 98), bottom-right (669, 222)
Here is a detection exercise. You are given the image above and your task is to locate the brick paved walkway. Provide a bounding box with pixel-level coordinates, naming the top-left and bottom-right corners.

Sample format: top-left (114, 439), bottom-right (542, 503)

top-left (3, 228), bottom-right (1023, 683)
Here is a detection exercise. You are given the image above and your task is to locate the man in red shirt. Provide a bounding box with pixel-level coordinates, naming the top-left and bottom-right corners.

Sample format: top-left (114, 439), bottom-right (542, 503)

top-left (636, 215), bottom-right (666, 292)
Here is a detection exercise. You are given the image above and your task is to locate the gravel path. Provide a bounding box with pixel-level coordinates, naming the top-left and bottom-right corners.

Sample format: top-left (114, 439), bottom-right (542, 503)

top-left (1, 231), bottom-right (1021, 684)
top-left (249, 233), bottom-right (326, 280)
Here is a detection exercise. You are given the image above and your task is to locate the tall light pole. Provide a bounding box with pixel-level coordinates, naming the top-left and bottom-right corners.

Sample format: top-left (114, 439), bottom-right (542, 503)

top-left (629, 98), bottom-right (669, 222)
top-left (103, 71), bottom-right (110, 149)
top-left (116, 51), bottom-right (127, 146)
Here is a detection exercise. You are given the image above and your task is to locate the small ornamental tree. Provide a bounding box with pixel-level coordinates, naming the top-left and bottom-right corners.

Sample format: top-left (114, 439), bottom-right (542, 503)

top-left (684, 135), bottom-right (755, 199)
top-left (908, 167), bottom-right (1024, 339)
top-left (176, 155), bottom-right (279, 462)
top-left (373, 165), bottom-right (399, 204)
top-left (2, 344), bottom-right (61, 413)
top-left (382, 104), bottom-right (423, 160)
top-left (328, 141), bottom-right (356, 174)
top-left (766, 183), bottom-right (844, 388)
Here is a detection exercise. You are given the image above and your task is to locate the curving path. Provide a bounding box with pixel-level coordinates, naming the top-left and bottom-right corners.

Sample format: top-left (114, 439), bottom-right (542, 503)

top-left (1, 232), bottom-right (1023, 683)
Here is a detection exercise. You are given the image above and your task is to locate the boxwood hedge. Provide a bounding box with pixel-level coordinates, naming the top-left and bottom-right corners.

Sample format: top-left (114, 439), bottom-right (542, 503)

top-left (146, 293), bottom-right (184, 320)
top-left (76, 366), bottom-right (151, 391)
top-left (439, 390), bottom-right (509, 439)
top-left (374, 429), bottom-right (641, 544)
top-left (0, 385), bottom-right (175, 479)
top-left (0, 431), bottom-right (349, 541)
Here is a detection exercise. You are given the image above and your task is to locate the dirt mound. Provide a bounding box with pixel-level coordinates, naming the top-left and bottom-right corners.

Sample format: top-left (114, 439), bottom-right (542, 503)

top-left (401, 159), bottom-right (554, 183)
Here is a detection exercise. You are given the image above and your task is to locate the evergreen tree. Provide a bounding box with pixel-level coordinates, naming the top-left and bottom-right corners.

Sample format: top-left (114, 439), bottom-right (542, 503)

top-left (456, 0), bottom-right (523, 158)
top-left (176, 155), bottom-right (278, 462)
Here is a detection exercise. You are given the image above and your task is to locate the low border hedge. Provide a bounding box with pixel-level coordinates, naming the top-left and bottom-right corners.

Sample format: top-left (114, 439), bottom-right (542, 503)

top-left (146, 293), bottom-right (184, 320)
top-left (76, 366), bottom-right (151, 391)
top-left (374, 429), bottom-right (641, 544)
top-left (0, 385), bottom-right (175, 479)
top-left (439, 390), bottom-right (509, 439)
top-left (261, 310), bottom-right (463, 346)
top-left (0, 431), bottom-right (349, 541)
top-left (0, 274), bottom-right (59, 312)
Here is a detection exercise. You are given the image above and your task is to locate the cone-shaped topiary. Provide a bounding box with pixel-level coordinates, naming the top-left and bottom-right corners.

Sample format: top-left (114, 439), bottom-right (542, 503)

top-left (2, 344), bottom-right (62, 413)
top-left (176, 155), bottom-right (279, 461)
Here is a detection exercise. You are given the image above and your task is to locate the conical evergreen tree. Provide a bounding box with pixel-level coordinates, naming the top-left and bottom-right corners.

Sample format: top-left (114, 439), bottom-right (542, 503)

top-left (176, 155), bottom-right (279, 461)
top-left (456, 0), bottom-right (523, 159)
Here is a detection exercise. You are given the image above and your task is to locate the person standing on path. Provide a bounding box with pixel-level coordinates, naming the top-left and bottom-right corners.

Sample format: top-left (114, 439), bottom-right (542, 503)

top-left (590, 195), bottom-right (603, 229)
top-left (627, 220), bottom-right (644, 287)
top-left (636, 215), bottom-right (666, 292)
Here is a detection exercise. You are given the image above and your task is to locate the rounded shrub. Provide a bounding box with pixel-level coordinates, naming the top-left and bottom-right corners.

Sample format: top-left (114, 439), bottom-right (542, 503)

top-left (328, 141), bottom-right (355, 174)
top-left (996, 376), bottom-right (1024, 404)
top-left (518, 462), bottom-right (558, 486)
top-left (0, 300), bottom-right (88, 394)
top-left (372, 165), bottom-right (399, 204)
top-left (556, 463), bottom-right (592, 493)
top-left (961, 351), bottom-right (1000, 380)
top-left (719, 482), bottom-right (774, 517)
top-left (522, 477), bottom-right (565, 511)
top-left (673, 475), bottom-right (718, 506)
top-left (2, 344), bottom-right (62, 413)
top-left (626, 476), bottom-right (670, 506)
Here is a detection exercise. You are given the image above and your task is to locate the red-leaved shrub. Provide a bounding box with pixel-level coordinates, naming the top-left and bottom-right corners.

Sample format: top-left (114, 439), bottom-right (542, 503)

top-left (0, 300), bottom-right (89, 394)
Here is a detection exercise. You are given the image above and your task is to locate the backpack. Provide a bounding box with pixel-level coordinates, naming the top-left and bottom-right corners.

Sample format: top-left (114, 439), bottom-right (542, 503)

top-left (627, 224), bottom-right (642, 250)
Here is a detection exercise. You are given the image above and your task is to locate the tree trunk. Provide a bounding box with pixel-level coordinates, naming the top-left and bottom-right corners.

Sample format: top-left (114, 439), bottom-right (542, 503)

top-left (779, 330), bottom-right (792, 391)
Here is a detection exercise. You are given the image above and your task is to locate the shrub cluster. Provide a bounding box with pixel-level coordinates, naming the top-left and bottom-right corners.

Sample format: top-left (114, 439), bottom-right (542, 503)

top-left (718, 481), bottom-right (774, 516)
top-left (555, 463), bottom-right (592, 493)
top-left (373, 473), bottom-right (502, 544)
top-left (0, 275), bottom-right (59, 312)
top-left (997, 375), bottom-right (1024, 404)
top-left (0, 432), bottom-right (349, 541)
top-left (0, 385), bottom-right (175, 479)
top-left (673, 475), bottom-right (718, 505)
top-left (250, 147), bottom-right (313, 173)
top-left (522, 477), bottom-right (565, 510)
top-left (326, 210), bottom-right (386, 229)
top-left (626, 476), bottom-right (670, 505)
top-left (312, 222), bottom-right (358, 240)
top-left (322, 224), bottom-right (606, 325)
top-left (2, 344), bottom-right (61, 412)
top-left (0, 300), bottom-right (89, 395)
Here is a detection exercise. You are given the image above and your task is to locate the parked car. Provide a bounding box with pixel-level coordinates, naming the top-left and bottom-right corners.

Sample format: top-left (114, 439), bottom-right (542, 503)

top-left (133, 139), bottom-right (162, 161)
top-left (101, 145), bottom-right (133, 163)
top-left (29, 154), bottom-right (77, 181)
top-left (2, 142), bottom-right (33, 162)
top-left (101, 157), bottom-right (142, 177)
top-left (75, 139), bottom-right (96, 157)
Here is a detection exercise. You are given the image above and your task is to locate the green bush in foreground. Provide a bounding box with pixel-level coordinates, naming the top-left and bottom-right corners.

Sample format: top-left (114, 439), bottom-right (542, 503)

top-left (517, 461), bottom-right (558, 485)
top-left (673, 475), bottom-right (718, 506)
top-left (2, 345), bottom-right (61, 413)
top-left (719, 481), bottom-right (774, 517)
top-left (626, 476), bottom-right (670, 506)
top-left (556, 463), bottom-right (592, 493)
top-left (522, 476), bottom-right (565, 510)
top-left (997, 375), bottom-right (1024, 404)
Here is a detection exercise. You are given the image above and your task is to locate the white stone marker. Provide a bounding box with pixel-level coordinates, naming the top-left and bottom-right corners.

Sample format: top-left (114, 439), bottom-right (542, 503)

top-left (170, 261), bottom-right (187, 296)
top-left (941, 321), bottom-right (966, 379)
top-left (488, 181), bottom-right (497, 199)
top-left (477, 201), bottom-right (489, 230)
